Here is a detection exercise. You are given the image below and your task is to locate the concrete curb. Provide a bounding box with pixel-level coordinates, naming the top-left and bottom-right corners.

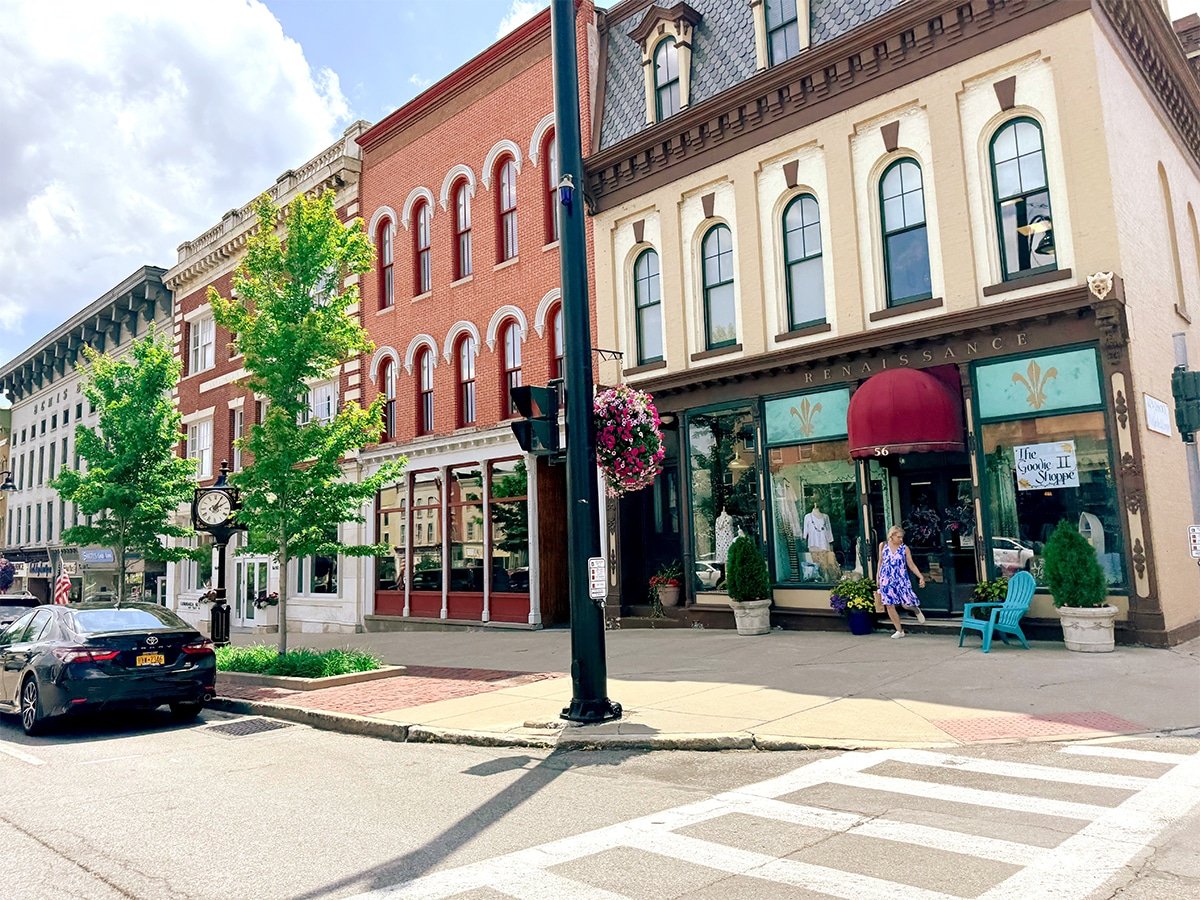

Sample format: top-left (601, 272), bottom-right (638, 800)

top-left (209, 696), bottom-right (1200, 753)
top-left (217, 665), bottom-right (407, 691)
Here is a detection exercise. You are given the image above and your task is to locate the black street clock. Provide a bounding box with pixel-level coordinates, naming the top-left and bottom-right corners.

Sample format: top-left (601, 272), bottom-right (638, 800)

top-left (191, 460), bottom-right (243, 534)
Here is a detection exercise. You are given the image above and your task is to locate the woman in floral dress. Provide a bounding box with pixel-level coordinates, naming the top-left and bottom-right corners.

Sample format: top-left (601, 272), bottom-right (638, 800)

top-left (877, 526), bottom-right (926, 638)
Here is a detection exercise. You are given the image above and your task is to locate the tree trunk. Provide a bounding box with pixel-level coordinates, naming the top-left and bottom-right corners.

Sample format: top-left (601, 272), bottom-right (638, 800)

top-left (277, 543), bottom-right (289, 655)
top-left (116, 543), bottom-right (127, 606)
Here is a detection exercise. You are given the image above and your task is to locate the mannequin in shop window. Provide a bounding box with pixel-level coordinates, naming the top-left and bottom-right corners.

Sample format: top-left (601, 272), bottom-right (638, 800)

top-left (803, 500), bottom-right (839, 581)
top-left (714, 508), bottom-right (738, 588)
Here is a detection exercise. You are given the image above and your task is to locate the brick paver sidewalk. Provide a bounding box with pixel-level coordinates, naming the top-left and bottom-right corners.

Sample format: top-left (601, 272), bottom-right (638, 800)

top-left (217, 665), bottom-right (562, 717)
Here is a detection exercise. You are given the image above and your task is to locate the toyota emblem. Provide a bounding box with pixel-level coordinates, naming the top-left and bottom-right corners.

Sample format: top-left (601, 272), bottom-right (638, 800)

top-left (146, 635), bottom-right (160, 646)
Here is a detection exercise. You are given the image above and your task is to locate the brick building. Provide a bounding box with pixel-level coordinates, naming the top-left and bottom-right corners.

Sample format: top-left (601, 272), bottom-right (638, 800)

top-left (163, 123), bottom-right (371, 634)
top-left (355, 4), bottom-right (598, 628)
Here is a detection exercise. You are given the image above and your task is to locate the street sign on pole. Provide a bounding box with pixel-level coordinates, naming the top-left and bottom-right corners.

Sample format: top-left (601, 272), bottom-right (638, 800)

top-left (1189, 525), bottom-right (1200, 559)
top-left (551, 0), bottom-right (620, 724)
top-left (588, 557), bottom-right (606, 600)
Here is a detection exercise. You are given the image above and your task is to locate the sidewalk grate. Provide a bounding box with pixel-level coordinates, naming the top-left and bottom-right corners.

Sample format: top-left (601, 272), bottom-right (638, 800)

top-left (205, 717), bottom-right (294, 738)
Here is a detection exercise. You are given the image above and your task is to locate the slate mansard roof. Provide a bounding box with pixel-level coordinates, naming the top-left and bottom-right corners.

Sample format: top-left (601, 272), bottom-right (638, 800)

top-left (597, 0), bottom-right (904, 151)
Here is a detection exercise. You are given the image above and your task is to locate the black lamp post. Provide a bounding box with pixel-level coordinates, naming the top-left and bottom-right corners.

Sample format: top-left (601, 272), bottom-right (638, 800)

top-left (0, 470), bottom-right (15, 493)
top-left (551, 0), bottom-right (620, 724)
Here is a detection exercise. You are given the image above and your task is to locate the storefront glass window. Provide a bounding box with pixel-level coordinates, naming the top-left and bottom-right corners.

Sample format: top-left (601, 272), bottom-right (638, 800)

top-left (449, 466), bottom-right (485, 593)
top-left (762, 388), bottom-right (861, 585)
top-left (490, 459), bottom-right (529, 594)
top-left (376, 482), bottom-right (407, 592)
top-left (687, 406), bottom-right (759, 592)
top-left (981, 411), bottom-right (1124, 587)
top-left (767, 445), bottom-right (862, 584)
top-left (412, 470), bottom-right (443, 592)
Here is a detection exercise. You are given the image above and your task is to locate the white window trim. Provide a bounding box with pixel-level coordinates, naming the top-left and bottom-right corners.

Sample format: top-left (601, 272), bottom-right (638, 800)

top-left (187, 418), bottom-right (213, 480)
top-left (189, 314), bottom-right (216, 375)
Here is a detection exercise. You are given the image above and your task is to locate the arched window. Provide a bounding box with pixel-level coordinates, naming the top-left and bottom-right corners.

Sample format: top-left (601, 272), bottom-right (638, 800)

top-left (880, 158), bottom-right (932, 307)
top-left (654, 39), bottom-right (681, 121)
top-left (633, 249), bottom-right (663, 364)
top-left (701, 225), bottom-right (736, 349)
top-left (380, 359), bottom-right (396, 440)
top-left (454, 181), bottom-right (473, 280)
top-left (457, 336), bottom-right (477, 428)
top-left (990, 118), bottom-right (1055, 280)
top-left (501, 321), bottom-right (523, 418)
top-left (782, 194), bottom-right (824, 329)
top-left (378, 218), bottom-right (394, 309)
top-left (549, 304), bottom-right (564, 379)
top-left (414, 201), bottom-right (431, 295)
top-left (496, 158), bottom-right (518, 263)
top-left (766, 0), bottom-right (801, 65)
top-left (416, 348), bottom-right (434, 436)
top-left (544, 132), bottom-right (559, 244)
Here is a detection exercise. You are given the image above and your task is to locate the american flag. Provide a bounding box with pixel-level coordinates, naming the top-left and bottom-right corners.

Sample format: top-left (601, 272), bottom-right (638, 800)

top-left (54, 573), bottom-right (72, 605)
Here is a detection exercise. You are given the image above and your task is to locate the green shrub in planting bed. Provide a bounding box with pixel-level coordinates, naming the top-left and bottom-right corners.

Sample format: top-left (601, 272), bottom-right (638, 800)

top-left (216, 644), bottom-right (383, 678)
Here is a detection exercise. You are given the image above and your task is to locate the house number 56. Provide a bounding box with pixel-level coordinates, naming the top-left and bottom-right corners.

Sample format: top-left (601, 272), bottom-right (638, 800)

top-left (874, 446), bottom-right (890, 456)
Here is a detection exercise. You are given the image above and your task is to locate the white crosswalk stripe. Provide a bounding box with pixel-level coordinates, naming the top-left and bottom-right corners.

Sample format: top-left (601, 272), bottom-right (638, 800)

top-left (348, 744), bottom-right (1200, 900)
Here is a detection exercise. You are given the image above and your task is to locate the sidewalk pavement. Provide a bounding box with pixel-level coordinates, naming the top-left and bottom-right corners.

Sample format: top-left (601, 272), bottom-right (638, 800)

top-left (216, 627), bottom-right (1200, 751)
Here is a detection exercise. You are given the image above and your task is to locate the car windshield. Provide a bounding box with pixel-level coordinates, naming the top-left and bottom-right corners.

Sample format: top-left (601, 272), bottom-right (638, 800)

top-left (71, 607), bottom-right (188, 633)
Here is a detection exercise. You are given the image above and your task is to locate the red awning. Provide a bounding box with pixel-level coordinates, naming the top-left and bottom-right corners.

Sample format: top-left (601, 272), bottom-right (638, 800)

top-left (847, 367), bottom-right (965, 459)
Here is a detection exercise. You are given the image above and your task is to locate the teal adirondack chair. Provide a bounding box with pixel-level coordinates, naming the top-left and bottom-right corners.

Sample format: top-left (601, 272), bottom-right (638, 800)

top-left (959, 570), bottom-right (1035, 653)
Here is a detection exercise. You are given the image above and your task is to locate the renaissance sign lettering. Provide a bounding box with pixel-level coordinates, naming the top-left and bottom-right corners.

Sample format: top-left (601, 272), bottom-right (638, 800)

top-left (1015, 440), bottom-right (1079, 491)
top-left (792, 332), bottom-right (1032, 386)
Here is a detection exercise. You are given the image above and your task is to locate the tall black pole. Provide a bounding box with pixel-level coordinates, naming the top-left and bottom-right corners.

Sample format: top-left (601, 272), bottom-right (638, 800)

top-left (552, 0), bottom-right (620, 724)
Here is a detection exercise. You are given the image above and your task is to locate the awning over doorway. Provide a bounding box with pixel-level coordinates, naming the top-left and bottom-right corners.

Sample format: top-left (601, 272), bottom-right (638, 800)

top-left (847, 367), bottom-right (965, 459)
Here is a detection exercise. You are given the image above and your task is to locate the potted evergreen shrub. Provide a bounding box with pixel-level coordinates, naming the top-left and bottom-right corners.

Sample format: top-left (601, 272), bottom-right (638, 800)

top-left (1043, 520), bottom-right (1116, 652)
top-left (726, 535), bottom-right (772, 635)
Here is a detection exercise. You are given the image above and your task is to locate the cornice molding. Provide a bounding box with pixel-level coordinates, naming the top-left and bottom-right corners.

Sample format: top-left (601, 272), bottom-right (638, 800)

top-left (1095, 0), bottom-right (1200, 176)
top-left (165, 122), bottom-right (370, 293)
top-left (586, 0), bottom-right (1084, 211)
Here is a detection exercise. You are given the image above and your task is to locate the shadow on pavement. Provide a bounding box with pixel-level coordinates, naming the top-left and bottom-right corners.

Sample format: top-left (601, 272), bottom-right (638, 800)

top-left (295, 746), bottom-right (648, 899)
top-left (0, 706), bottom-right (227, 746)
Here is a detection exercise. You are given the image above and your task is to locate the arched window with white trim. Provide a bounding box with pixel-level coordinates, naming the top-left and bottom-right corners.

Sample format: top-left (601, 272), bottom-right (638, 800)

top-left (497, 157), bottom-right (518, 263)
top-left (782, 194), bottom-right (824, 329)
top-left (454, 181), bottom-right (473, 280)
top-left (654, 39), bottom-right (680, 121)
top-left (416, 348), bottom-right (434, 436)
top-left (633, 249), bottom-right (663, 364)
top-left (457, 335), bottom-right (477, 428)
top-left (378, 218), bottom-right (394, 309)
top-left (414, 201), bottom-right (431, 295)
top-left (880, 158), bottom-right (932, 307)
top-left (701, 225), bottom-right (736, 349)
top-left (380, 359), bottom-right (396, 440)
top-left (990, 118), bottom-right (1056, 280)
top-left (501, 321), bottom-right (522, 419)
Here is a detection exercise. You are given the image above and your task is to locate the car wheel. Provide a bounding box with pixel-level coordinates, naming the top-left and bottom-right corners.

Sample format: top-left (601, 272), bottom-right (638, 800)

top-left (169, 701), bottom-right (204, 722)
top-left (20, 676), bottom-right (45, 736)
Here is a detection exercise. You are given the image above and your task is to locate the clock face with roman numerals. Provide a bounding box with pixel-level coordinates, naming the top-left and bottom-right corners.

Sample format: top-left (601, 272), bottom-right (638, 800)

top-left (196, 490), bottom-right (233, 527)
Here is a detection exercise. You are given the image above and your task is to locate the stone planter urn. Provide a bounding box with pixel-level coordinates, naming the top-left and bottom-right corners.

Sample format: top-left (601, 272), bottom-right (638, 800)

top-left (658, 585), bottom-right (681, 608)
top-left (1058, 605), bottom-right (1118, 652)
top-left (729, 598), bottom-right (771, 635)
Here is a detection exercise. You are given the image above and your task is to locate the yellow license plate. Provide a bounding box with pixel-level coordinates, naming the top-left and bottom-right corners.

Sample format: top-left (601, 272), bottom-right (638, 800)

top-left (136, 653), bottom-right (165, 666)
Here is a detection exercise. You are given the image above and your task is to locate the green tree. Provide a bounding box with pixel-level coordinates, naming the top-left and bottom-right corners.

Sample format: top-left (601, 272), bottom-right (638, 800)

top-left (490, 460), bottom-right (529, 557)
top-left (54, 330), bottom-right (198, 604)
top-left (210, 192), bottom-right (404, 653)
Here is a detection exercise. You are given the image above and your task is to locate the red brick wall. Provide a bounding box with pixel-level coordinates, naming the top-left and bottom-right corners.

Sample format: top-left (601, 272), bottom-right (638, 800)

top-left (357, 3), bottom-right (597, 446)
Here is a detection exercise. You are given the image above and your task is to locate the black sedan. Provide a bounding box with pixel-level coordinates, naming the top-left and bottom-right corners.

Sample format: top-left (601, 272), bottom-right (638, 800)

top-left (0, 602), bottom-right (216, 735)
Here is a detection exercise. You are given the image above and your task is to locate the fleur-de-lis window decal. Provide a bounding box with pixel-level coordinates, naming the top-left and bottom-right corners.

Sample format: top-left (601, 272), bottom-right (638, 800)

top-left (790, 397), bottom-right (822, 437)
top-left (1011, 360), bottom-right (1058, 410)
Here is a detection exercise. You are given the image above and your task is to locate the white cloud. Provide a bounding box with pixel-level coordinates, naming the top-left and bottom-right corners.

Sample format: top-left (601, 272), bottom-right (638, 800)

top-left (409, 73), bottom-right (433, 90)
top-left (0, 0), bottom-right (351, 367)
top-left (496, 0), bottom-right (548, 38)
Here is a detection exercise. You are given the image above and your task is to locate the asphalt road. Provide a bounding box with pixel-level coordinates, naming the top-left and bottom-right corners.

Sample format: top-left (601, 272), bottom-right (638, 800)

top-left (2, 710), bottom-right (1198, 900)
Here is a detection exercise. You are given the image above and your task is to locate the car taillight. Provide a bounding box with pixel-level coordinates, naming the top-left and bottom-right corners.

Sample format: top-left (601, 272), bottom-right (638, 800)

top-left (53, 647), bottom-right (120, 664)
top-left (182, 640), bottom-right (215, 655)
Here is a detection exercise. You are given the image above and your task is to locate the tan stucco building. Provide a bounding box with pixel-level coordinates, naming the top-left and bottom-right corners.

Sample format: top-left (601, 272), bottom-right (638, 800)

top-left (586, 0), bottom-right (1200, 645)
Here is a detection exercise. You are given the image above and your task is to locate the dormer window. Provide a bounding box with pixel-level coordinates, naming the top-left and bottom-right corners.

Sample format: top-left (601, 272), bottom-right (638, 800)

top-left (631, 2), bottom-right (701, 126)
top-left (751, 0), bottom-right (809, 70)
top-left (654, 39), bottom-right (681, 121)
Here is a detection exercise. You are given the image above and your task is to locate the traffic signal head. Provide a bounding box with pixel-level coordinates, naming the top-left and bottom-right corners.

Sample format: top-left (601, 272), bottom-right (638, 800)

top-left (510, 384), bottom-right (561, 455)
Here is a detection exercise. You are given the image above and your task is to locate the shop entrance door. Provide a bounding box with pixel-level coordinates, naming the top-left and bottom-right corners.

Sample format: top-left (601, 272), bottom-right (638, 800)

top-left (896, 457), bottom-right (977, 615)
top-left (234, 558), bottom-right (270, 628)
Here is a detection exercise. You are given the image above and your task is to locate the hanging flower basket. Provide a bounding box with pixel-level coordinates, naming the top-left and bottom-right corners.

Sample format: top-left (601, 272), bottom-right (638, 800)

top-left (594, 385), bottom-right (665, 498)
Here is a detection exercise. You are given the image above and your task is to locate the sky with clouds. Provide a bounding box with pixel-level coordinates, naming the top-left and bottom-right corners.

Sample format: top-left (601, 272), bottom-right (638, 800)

top-left (0, 0), bottom-right (1193, 373)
